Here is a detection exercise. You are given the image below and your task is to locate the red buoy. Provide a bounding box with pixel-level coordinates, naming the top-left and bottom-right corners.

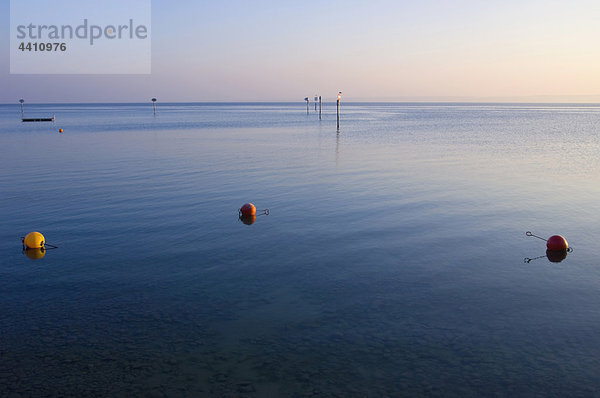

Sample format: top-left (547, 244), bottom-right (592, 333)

top-left (240, 203), bottom-right (256, 217)
top-left (546, 235), bottom-right (568, 251)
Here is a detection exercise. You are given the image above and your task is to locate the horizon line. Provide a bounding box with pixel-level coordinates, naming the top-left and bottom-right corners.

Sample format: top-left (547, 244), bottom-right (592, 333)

top-left (3, 94), bottom-right (600, 105)
top-left (3, 98), bottom-right (600, 105)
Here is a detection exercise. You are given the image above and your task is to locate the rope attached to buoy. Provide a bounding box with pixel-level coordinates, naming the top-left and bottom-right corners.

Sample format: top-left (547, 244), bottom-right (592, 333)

top-left (525, 231), bottom-right (546, 241)
top-left (240, 209), bottom-right (269, 216)
top-left (238, 209), bottom-right (269, 216)
top-left (238, 203), bottom-right (269, 225)
top-left (21, 239), bottom-right (59, 250)
top-left (525, 231), bottom-right (573, 263)
top-left (239, 203), bottom-right (269, 217)
top-left (526, 231), bottom-right (571, 251)
top-left (21, 232), bottom-right (58, 251)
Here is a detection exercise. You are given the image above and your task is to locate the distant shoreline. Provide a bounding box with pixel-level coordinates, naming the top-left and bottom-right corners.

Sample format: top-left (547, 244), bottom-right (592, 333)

top-left (2, 100), bottom-right (600, 106)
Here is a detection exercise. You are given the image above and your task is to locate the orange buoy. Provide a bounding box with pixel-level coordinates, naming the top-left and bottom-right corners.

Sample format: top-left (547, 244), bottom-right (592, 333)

top-left (240, 203), bottom-right (256, 217)
top-left (59, 128), bottom-right (63, 133)
top-left (546, 235), bottom-right (568, 251)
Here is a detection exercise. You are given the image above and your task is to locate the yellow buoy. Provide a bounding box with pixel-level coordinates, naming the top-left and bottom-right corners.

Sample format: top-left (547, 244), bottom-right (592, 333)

top-left (24, 231), bottom-right (45, 249)
top-left (59, 128), bottom-right (63, 133)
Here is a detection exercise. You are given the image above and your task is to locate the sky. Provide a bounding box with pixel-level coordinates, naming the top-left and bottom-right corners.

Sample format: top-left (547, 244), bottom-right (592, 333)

top-left (1, 0), bottom-right (600, 103)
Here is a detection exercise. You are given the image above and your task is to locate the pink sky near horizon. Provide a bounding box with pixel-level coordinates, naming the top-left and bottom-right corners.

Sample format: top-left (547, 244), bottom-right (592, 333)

top-left (1, 0), bottom-right (599, 103)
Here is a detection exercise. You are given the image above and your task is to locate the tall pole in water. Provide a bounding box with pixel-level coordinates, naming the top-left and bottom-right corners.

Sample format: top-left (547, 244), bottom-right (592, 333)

top-left (19, 99), bottom-right (24, 116)
top-left (304, 97), bottom-right (309, 114)
top-left (314, 96), bottom-right (318, 111)
top-left (152, 97), bottom-right (157, 115)
top-left (319, 96), bottom-right (322, 120)
top-left (336, 91), bottom-right (342, 130)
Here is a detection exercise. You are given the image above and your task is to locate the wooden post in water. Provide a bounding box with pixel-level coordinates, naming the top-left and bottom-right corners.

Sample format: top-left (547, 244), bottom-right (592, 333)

top-left (319, 96), bottom-right (322, 120)
top-left (336, 91), bottom-right (342, 130)
top-left (152, 97), bottom-right (157, 115)
top-left (304, 97), bottom-right (309, 114)
top-left (314, 96), bottom-right (318, 111)
top-left (19, 99), bottom-right (24, 116)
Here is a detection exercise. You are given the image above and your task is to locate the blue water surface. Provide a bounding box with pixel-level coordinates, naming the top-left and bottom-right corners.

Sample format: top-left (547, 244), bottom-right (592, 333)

top-left (1, 102), bottom-right (600, 396)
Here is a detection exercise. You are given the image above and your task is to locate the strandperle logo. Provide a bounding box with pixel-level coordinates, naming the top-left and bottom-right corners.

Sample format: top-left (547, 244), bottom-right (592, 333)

top-left (15, 19), bottom-right (148, 45)
top-left (10, 0), bottom-right (151, 74)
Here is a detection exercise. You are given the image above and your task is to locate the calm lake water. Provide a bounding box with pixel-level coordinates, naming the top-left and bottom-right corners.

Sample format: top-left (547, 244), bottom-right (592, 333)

top-left (2, 102), bottom-right (600, 397)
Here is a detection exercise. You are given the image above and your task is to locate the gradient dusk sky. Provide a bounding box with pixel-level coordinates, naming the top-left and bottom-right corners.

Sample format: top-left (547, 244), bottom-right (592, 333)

top-left (2, 0), bottom-right (599, 103)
